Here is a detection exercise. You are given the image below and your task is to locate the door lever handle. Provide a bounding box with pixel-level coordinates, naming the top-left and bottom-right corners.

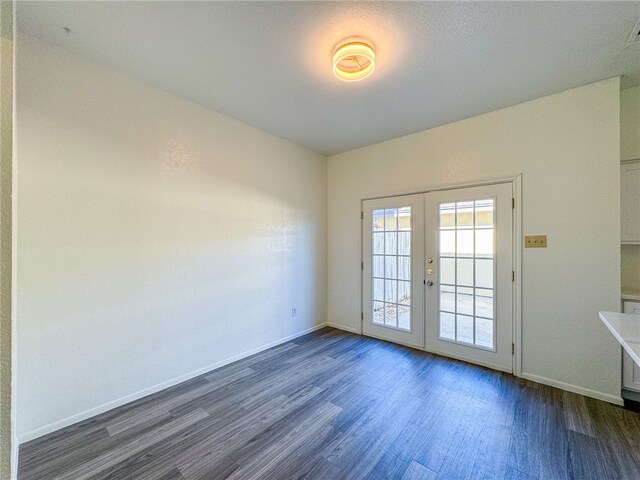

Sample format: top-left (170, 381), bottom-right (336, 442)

top-left (426, 281), bottom-right (434, 287)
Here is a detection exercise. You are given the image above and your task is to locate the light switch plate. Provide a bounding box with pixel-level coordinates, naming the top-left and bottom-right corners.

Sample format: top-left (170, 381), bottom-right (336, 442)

top-left (525, 235), bottom-right (547, 248)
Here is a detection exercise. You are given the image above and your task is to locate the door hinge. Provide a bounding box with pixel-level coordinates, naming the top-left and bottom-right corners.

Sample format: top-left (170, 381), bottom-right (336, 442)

top-left (361, 261), bottom-right (364, 270)
top-left (512, 270), bottom-right (515, 282)
top-left (512, 198), bottom-right (515, 209)
top-left (361, 211), bottom-right (364, 220)
top-left (361, 312), bottom-right (364, 321)
top-left (512, 343), bottom-right (515, 355)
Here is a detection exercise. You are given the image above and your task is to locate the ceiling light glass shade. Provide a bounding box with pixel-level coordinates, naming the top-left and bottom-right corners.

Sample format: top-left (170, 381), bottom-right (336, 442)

top-left (333, 39), bottom-right (375, 82)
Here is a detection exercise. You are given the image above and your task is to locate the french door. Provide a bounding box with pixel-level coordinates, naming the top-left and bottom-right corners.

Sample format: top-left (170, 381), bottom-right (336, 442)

top-left (362, 183), bottom-right (514, 372)
top-left (362, 195), bottom-right (425, 348)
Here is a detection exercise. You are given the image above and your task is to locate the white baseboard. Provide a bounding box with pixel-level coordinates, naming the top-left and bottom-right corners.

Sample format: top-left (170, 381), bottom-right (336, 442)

top-left (521, 372), bottom-right (624, 406)
top-left (18, 323), bottom-right (327, 445)
top-left (327, 322), bottom-right (360, 334)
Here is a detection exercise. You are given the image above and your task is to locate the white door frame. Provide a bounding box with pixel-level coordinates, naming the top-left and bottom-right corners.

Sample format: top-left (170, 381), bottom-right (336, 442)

top-left (359, 175), bottom-right (523, 377)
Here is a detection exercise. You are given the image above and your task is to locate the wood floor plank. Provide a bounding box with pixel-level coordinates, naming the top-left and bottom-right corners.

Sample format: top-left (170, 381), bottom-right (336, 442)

top-left (227, 394), bottom-right (338, 468)
top-left (17, 426), bottom-right (110, 475)
top-left (174, 388), bottom-right (326, 477)
top-left (364, 450), bottom-right (413, 480)
top-left (106, 409), bottom-right (174, 438)
top-left (387, 421), bottom-right (452, 473)
top-left (92, 453), bottom-right (186, 480)
top-left (105, 376), bottom-right (217, 437)
top-left (240, 342), bottom-right (299, 366)
top-left (503, 465), bottom-right (538, 480)
top-left (92, 405), bottom-right (252, 480)
top-left (320, 380), bottom-right (422, 476)
top-left (105, 367), bottom-right (257, 437)
top-left (19, 375), bottom-right (209, 470)
top-left (20, 413), bottom-right (197, 480)
top-left (567, 429), bottom-right (619, 480)
top-left (302, 456), bottom-right (343, 479)
top-left (238, 356), bottom-right (339, 410)
top-left (225, 402), bottom-right (342, 480)
top-left (562, 389), bottom-right (595, 437)
top-left (401, 460), bottom-right (438, 480)
top-left (435, 421), bottom-right (485, 480)
top-left (537, 388), bottom-right (572, 480)
top-left (469, 426), bottom-right (512, 480)
top-left (253, 424), bottom-right (339, 480)
top-left (18, 328), bottom-right (640, 480)
top-left (54, 408), bottom-right (209, 480)
top-left (506, 385), bottom-right (543, 478)
top-left (202, 366), bottom-right (255, 387)
top-left (155, 468), bottom-right (185, 480)
top-left (177, 453), bottom-right (240, 480)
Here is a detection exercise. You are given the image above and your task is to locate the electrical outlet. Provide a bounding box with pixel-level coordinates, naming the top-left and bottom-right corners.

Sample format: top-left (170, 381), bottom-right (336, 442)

top-left (291, 308), bottom-right (297, 317)
top-left (525, 235), bottom-right (547, 248)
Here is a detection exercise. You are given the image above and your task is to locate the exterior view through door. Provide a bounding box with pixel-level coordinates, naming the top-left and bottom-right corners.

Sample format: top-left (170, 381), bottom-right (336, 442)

top-left (362, 183), bottom-right (514, 373)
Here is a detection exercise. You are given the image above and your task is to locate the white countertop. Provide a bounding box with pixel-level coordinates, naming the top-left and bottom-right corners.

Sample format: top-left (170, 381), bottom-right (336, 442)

top-left (600, 311), bottom-right (640, 367)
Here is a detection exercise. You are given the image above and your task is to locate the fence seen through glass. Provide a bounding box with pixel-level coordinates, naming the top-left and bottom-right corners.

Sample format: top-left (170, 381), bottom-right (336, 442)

top-left (372, 207), bottom-right (411, 331)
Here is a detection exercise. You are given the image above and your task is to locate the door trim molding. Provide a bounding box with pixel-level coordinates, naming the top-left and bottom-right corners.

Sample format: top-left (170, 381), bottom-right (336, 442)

top-left (513, 174), bottom-right (523, 377)
top-left (360, 175), bottom-right (522, 201)
top-left (359, 174), bottom-right (523, 377)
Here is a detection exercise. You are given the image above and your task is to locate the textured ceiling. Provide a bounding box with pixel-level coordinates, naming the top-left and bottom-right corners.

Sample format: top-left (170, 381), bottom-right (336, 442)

top-left (17, 1), bottom-right (640, 155)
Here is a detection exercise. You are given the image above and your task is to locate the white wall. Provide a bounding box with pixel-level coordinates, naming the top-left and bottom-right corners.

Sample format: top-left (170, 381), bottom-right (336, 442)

top-left (0, 1), bottom-right (14, 477)
top-left (15, 35), bottom-right (327, 440)
top-left (328, 78), bottom-right (621, 402)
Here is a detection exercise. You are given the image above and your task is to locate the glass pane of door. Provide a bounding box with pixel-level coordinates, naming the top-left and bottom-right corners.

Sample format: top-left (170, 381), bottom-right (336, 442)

top-left (371, 206), bottom-right (412, 331)
top-left (438, 199), bottom-right (495, 350)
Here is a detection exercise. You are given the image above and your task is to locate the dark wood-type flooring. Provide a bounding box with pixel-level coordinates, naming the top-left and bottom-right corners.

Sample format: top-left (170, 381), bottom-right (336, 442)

top-left (18, 327), bottom-right (640, 479)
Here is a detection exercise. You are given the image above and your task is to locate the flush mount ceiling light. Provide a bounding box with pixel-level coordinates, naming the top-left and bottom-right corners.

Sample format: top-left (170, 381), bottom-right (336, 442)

top-left (332, 38), bottom-right (375, 82)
